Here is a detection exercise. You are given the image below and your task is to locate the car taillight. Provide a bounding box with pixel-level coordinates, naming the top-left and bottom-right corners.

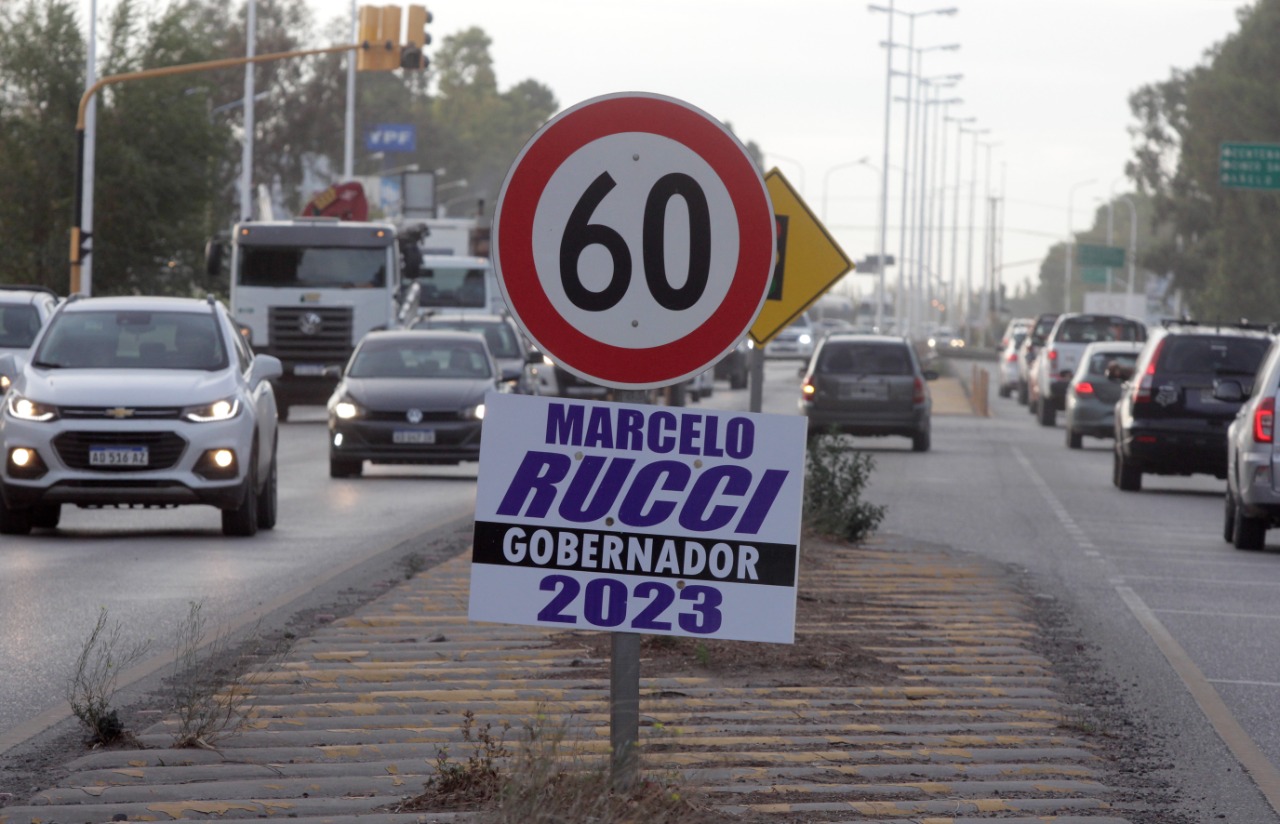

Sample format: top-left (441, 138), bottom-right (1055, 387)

top-left (1006, 352), bottom-right (1017, 363)
top-left (1074, 381), bottom-right (1095, 396)
top-left (1255, 396), bottom-right (1275, 443)
top-left (913, 376), bottom-right (926, 404)
top-left (1047, 348), bottom-right (1058, 362)
top-left (801, 382), bottom-right (816, 402)
top-left (1134, 340), bottom-right (1165, 404)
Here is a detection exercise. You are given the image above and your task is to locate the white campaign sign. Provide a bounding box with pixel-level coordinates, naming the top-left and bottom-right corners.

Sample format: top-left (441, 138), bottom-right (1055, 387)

top-left (469, 392), bottom-right (806, 644)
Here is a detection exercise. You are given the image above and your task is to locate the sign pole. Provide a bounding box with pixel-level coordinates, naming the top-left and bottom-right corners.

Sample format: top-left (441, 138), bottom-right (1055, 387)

top-left (609, 387), bottom-right (648, 787)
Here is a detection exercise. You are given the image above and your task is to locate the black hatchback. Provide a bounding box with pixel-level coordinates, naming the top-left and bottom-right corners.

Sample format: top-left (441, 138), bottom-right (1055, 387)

top-left (799, 334), bottom-right (938, 452)
top-left (1113, 320), bottom-right (1274, 491)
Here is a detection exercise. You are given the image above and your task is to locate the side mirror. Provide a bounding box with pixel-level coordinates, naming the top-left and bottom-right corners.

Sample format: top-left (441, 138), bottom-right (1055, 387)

top-left (204, 238), bottom-right (225, 280)
top-left (1213, 379), bottom-right (1244, 403)
top-left (323, 365), bottom-right (343, 380)
top-left (251, 354), bottom-right (284, 385)
top-left (527, 349), bottom-right (546, 366)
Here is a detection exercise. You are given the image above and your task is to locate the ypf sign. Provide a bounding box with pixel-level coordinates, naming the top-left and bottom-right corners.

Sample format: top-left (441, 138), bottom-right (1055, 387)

top-left (492, 92), bottom-right (776, 389)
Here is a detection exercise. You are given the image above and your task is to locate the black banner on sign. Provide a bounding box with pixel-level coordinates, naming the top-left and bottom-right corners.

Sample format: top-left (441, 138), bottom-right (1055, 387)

top-left (473, 520), bottom-right (798, 588)
top-left (767, 214), bottom-right (789, 301)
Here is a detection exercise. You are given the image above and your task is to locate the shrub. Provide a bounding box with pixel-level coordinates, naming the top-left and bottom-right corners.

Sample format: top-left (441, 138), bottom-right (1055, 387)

top-left (66, 608), bottom-right (152, 746)
top-left (804, 431), bottom-right (886, 542)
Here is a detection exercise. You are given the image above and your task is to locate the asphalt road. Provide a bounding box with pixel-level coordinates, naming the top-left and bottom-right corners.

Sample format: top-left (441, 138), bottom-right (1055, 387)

top-left (0, 407), bottom-right (478, 752)
top-left (7, 355), bottom-right (1280, 820)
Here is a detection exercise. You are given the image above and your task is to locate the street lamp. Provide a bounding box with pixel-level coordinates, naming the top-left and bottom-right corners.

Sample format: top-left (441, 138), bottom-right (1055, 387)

top-left (945, 114), bottom-right (974, 319)
top-left (912, 79), bottom-right (961, 336)
top-left (1065, 178), bottom-right (1098, 313)
top-left (869, 1), bottom-right (957, 332)
top-left (821, 156), bottom-right (874, 223)
top-left (959, 124), bottom-right (989, 330)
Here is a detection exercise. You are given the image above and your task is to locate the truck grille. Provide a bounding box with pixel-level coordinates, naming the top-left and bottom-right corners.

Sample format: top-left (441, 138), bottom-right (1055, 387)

top-left (53, 432), bottom-right (188, 471)
top-left (269, 306), bottom-right (354, 362)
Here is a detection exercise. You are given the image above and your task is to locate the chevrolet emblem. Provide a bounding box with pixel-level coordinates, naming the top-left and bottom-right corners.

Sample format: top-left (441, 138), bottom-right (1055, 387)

top-left (106, 407), bottom-right (135, 419)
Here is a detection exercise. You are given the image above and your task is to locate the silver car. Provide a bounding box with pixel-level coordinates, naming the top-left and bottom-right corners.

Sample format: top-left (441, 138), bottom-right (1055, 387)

top-left (1063, 341), bottom-right (1144, 449)
top-left (1224, 335), bottom-right (1280, 550)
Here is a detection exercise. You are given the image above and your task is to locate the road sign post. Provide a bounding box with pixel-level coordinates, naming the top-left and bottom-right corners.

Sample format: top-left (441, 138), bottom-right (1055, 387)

top-left (482, 92), bottom-right (788, 787)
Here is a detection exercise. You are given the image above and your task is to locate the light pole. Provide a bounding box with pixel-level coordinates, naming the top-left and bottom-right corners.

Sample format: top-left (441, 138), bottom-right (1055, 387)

top-left (914, 80), bottom-right (960, 335)
top-left (1064, 178), bottom-right (1098, 313)
top-left (978, 139), bottom-right (999, 339)
top-left (869, 2), bottom-right (957, 332)
top-left (960, 124), bottom-right (989, 332)
top-left (926, 95), bottom-right (961, 328)
top-left (821, 156), bottom-right (873, 223)
top-left (944, 114), bottom-right (974, 321)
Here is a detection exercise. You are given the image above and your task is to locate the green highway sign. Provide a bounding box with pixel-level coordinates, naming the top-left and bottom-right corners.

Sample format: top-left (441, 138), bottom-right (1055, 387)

top-left (1081, 266), bottom-right (1109, 285)
top-left (1078, 244), bottom-right (1125, 268)
top-left (1219, 142), bottom-right (1280, 190)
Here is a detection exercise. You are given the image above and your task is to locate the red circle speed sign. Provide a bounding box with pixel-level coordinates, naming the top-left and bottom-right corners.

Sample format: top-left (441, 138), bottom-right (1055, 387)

top-left (493, 92), bottom-right (775, 389)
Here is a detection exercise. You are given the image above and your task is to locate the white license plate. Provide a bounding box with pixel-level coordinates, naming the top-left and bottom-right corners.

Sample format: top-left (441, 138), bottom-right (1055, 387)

top-left (89, 446), bottom-right (149, 466)
top-left (842, 384), bottom-right (888, 401)
top-left (393, 430), bottom-right (436, 444)
top-left (294, 364), bottom-right (326, 376)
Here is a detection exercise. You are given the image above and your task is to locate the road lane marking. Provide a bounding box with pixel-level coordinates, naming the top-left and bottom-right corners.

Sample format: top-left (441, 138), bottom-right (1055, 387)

top-left (1117, 585), bottom-right (1280, 815)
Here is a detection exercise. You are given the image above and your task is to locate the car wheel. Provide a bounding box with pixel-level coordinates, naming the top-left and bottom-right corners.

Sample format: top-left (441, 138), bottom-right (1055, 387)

top-left (1038, 400), bottom-right (1056, 427)
top-left (1066, 429), bottom-right (1082, 449)
top-left (277, 403), bottom-right (290, 423)
top-left (256, 452), bottom-right (278, 531)
top-left (222, 460), bottom-right (259, 537)
top-left (1115, 449), bottom-right (1142, 492)
top-left (0, 498), bottom-right (32, 535)
top-left (1224, 491), bottom-right (1237, 543)
top-left (329, 455), bottom-right (363, 478)
top-left (1232, 503), bottom-right (1266, 551)
top-left (911, 428), bottom-right (931, 453)
top-left (998, 384), bottom-right (1012, 398)
top-left (1016, 380), bottom-right (1028, 405)
top-left (30, 504), bottom-right (61, 530)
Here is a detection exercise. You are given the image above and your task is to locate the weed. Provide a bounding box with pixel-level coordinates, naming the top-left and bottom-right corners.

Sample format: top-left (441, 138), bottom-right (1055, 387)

top-left (66, 608), bottom-right (152, 746)
top-left (166, 600), bottom-right (281, 749)
top-left (423, 710), bottom-right (512, 807)
top-left (803, 430), bottom-right (887, 543)
top-left (694, 642), bottom-right (711, 667)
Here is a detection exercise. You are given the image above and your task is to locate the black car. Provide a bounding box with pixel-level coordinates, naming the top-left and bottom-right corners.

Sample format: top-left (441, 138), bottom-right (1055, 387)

top-left (798, 334), bottom-right (938, 452)
top-left (1113, 319), bottom-right (1274, 491)
top-left (326, 330), bottom-right (499, 477)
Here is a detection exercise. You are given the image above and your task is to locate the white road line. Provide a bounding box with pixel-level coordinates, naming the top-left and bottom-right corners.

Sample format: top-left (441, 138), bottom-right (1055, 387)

top-left (1155, 608), bottom-right (1280, 621)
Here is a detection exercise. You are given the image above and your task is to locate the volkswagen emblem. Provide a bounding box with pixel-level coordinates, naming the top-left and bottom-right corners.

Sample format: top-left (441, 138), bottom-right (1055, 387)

top-left (406, 408), bottom-right (424, 424)
top-left (298, 312), bottom-right (323, 336)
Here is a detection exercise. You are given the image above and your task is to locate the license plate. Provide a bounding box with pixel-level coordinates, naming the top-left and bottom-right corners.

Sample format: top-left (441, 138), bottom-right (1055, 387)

top-left (89, 446), bottom-right (149, 466)
top-left (841, 384), bottom-right (888, 401)
top-left (294, 364), bottom-right (326, 376)
top-left (393, 430), bottom-right (435, 444)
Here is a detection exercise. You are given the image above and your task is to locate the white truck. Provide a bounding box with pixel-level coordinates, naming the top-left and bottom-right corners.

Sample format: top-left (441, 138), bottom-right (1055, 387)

top-left (208, 217), bottom-right (402, 420)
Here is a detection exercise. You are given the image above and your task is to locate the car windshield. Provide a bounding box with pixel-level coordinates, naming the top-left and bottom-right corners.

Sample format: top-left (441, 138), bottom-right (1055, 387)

top-left (408, 266), bottom-right (488, 308)
top-left (818, 343), bottom-right (912, 376)
top-left (1160, 336), bottom-right (1270, 376)
top-left (239, 246), bottom-right (387, 288)
top-left (0, 304), bottom-right (40, 348)
top-left (1087, 351), bottom-right (1138, 375)
top-left (1058, 317), bottom-right (1144, 343)
top-left (349, 338), bottom-right (492, 379)
top-left (34, 310), bottom-right (228, 370)
top-left (422, 320), bottom-right (522, 358)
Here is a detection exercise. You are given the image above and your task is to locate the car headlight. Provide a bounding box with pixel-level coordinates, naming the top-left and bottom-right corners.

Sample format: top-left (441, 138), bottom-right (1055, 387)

top-left (0, 375), bottom-right (9, 392)
top-left (333, 398), bottom-right (364, 419)
top-left (798, 334), bottom-right (812, 345)
top-left (6, 394), bottom-right (57, 422)
top-left (461, 403), bottom-right (486, 421)
top-left (183, 397), bottom-right (240, 423)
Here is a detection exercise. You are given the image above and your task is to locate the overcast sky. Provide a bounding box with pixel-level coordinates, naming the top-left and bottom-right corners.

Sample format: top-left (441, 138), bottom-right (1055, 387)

top-left (300, 0), bottom-right (1246, 304)
top-left (78, 0), bottom-right (1249, 304)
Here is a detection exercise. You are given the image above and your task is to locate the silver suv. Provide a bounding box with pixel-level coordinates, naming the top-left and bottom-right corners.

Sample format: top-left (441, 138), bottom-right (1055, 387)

top-left (0, 295), bottom-right (283, 536)
top-left (1224, 332), bottom-right (1280, 550)
top-left (1031, 313), bottom-right (1146, 426)
top-left (0, 286), bottom-right (59, 357)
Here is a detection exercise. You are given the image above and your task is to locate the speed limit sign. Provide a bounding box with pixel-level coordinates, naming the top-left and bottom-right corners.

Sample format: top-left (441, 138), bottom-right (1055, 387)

top-left (493, 92), bottom-right (775, 389)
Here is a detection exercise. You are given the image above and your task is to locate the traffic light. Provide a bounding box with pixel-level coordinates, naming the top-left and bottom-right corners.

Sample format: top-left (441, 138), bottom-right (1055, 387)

top-left (401, 5), bottom-right (432, 70)
top-left (357, 5), bottom-right (401, 71)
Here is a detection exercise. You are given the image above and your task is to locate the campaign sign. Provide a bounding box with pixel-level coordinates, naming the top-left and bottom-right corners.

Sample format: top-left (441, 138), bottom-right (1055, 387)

top-left (469, 392), bottom-right (806, 644)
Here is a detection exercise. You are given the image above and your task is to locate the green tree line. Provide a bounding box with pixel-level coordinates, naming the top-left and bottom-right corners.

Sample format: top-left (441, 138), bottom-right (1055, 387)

top-left (0, 0), bottom-right (558, 296)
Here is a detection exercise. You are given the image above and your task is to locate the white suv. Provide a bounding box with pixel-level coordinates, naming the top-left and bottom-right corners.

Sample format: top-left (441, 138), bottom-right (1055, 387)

top-left (1031, 313), bottom-right (1146, 426)
top-left (0, 295), bottom-right (283, 536)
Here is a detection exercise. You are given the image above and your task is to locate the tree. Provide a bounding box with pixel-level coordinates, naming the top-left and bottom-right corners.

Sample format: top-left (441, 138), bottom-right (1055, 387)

top-left (1128, 0), bottom-right (1280, 320)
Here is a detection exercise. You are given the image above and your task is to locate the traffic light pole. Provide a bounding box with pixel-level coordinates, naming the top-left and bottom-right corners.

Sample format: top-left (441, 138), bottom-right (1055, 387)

top-left (70, 43), bottom-right (359, 296)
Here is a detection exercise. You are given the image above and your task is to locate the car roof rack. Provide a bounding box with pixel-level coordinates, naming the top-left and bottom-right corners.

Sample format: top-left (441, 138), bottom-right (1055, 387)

top-left (0, 284), bottom-right (61, 299)
top-left (1161, 318), bottom-right (1273, 332)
